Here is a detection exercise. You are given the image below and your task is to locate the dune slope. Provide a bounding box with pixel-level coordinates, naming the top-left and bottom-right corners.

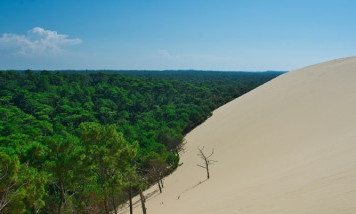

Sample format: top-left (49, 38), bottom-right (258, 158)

top-left (121, 57), bottom-right (356, 214)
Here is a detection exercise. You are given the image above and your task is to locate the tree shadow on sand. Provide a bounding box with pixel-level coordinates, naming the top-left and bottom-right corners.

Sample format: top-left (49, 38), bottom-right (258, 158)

top-left (177, 178), bottom-right (209, 200)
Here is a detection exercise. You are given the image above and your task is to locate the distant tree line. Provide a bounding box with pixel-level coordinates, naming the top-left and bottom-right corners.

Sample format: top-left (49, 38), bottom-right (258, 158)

top-left (0, 70), bottom-right (280, 213)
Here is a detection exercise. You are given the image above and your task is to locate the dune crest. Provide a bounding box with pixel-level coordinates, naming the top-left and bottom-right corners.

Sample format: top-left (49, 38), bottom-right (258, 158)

top-left (121, 57), bottom-right (356, 214)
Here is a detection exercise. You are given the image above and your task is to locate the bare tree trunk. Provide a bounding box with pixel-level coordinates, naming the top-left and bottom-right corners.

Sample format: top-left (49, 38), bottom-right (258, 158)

top-left (111, 191), bottom-right (118, 214)
top-left (139, 188), bottom-right (147, 214)
top-left (129, 185), bottom-right (133, 214)
top-left (32, 206), bottom-right (37, 214)
top-left (103, 192), bottom-right (109, 214)
top-left (58, 182), bottom-right (65, 214)
top-left (58, 201), bottom-right (62, 214)
top-left (157, 179), bottom-right (162, 193)
top-left (160, 179), bottom-right (164, 188)
top-left (206, 162), bottom-right (210, 179)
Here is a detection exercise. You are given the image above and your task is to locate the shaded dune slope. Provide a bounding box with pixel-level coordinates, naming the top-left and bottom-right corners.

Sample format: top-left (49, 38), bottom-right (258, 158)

top-left (121, 57), bottom-right (356, 214)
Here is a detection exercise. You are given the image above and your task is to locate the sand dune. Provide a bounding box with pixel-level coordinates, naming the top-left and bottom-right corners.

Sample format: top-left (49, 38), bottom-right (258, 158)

top-left (120, 56), bottom-right (356, 214)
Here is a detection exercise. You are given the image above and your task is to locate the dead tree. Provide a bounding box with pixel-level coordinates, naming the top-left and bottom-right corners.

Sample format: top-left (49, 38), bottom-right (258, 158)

top-left (197, 147), bottom-right (217, 179)
top-left (175, 139), bottom-right (187, 155)
top-left (149, 160), bottom-right (168, 193)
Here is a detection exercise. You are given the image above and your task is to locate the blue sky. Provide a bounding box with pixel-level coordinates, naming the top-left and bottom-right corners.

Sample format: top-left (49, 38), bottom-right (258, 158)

top-left (1, 0), bottom-right (356, 70)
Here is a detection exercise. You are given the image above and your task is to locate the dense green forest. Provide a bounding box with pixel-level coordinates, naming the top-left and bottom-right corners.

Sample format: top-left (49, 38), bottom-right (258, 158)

top-left (0, 70), bottom-right (281, 213)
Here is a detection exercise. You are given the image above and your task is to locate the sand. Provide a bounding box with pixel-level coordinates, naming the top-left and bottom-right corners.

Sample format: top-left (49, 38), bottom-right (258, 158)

top-left (119, 56), bottom-right (356, 214)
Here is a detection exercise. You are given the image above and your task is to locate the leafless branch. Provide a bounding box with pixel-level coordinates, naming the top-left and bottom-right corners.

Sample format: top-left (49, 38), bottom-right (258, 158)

top-left (0, 163), bottom-right (9, 180)
top-left (197, 147), bottom-right (217, 179)
top-left (196, 164), bottom-right (206, 169)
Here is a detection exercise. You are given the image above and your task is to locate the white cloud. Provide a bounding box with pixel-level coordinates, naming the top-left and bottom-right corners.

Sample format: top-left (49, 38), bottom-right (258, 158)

top-left (0, 27), bottom-right (82, 56)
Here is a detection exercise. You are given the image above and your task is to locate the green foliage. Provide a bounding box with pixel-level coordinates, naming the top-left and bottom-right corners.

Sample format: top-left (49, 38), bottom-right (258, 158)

top-left (0, 70), bottom-right (280, 213)
top-left (0, 152), bottom-right (47, 213)
top-left (42, 134), bottom-right (86, 213)
top-left (79, 122), bottom-right (137, 212)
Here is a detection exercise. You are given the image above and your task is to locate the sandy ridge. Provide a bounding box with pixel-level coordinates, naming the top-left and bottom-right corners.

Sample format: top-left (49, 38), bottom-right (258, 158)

top-left (120, 56), bottom-right (356, 214)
